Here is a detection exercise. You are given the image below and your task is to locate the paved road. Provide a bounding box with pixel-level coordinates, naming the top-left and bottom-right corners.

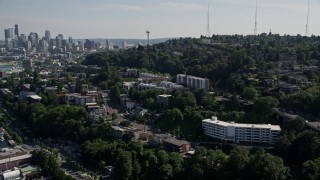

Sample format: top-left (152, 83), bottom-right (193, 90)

top-left (274, 108), bottom-right (320, 132)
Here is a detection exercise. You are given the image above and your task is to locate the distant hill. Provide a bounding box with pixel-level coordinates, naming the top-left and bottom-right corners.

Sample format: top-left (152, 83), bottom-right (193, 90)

top-left (74, 38), bottom-right (173, 46)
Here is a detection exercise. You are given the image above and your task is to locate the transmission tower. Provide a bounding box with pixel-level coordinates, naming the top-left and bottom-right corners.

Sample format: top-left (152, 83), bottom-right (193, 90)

top-left (146, 30), bottom-right (150, 46)
top-left (206, 4), bottom-right (211, 38)
top-left (305, 0), bottom-right (310, 36)
top-left (254, 0), bottom-right (258, 36)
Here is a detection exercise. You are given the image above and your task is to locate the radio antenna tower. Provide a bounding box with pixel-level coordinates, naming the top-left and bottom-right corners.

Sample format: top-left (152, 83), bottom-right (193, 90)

top-left (254, 0), bottom-right (258, 36)
top-left (305, 0), bottom-right (310, 36)
top-left (206, 4), bottom-right (211, 38)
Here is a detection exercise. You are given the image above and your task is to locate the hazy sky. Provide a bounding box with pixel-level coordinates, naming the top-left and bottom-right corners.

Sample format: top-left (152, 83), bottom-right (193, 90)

top-left (0, 0), bottom-right (319, 39)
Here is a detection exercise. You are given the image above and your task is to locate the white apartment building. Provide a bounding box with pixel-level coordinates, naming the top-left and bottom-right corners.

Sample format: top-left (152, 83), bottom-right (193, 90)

top-left (64, 93), bottom-right (95, 105)
top-left (176, 74), bottom-right (209, 90)
top-left (202, 116), bottom-right (281, 145)
top-left (160, 81), bottom-right (184, 90)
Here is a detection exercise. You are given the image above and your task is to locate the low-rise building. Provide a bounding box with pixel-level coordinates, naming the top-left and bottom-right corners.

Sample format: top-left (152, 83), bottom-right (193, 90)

top-left (110, 126), bottom-right (126, 138)
top-left (0, 88), bottom-right (12, 100)
top-left (43, 86), bottom-right (58, 93)
top-left (64, 93), bottom-right (95, 105)
top-left (126, 68), bottom-right (139, 77)
top-left (163, 137), bottom-right (192, 153)
top-left (176, 74), bottom-right (209, 90)
top-left (138, 83), bottom-right (158, 90)
top-left (0, 154), bottom-right (32, 172)
top-left (159, 81), bottom-right (184, 90)
top-left (157, 94), bottom-right (172, 107)
top-left (202, 116), bottom-right (281, 145)
top-left (123, 82), bottom-right (136, 91)
top-left (18, 91), bottom-right (42, 103)
top-left (89, 108), bottom-right (106, 122)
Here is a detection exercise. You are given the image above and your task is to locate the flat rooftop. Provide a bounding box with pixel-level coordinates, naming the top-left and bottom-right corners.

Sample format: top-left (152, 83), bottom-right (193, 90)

top-left (203, 118), bottom-right (281, 131)
top-left (306, 121), bottom-right (320, 131)
top-left (0, 154), bottom-right (31, 164)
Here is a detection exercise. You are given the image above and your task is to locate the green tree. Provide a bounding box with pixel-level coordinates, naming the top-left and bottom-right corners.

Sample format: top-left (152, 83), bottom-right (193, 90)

top-left (302, 157), bottom-right (320, 180)
top-left (223, 146), bottom-right (250, 179)
top-left (228, 94), bottom-right (240, 111)
top-left (254, 96), bottom-right (279, 117)
top-left (173, 91), bottom-right (196, 111)
top-left (285, 116), bottom-right (305, 132)
top-left (169, 152), bottom-right (184, 175)
top-left (98, 81), bottom-right (108, 90)
top-left (158, 164), bottom-right (173, 180)
top-left (157, 150), bottom-right (169, 166)
top-left (241, 87), bottom-right (259, 100)
top-left (114, 150), bottom-right (133, 180)
top-left (144, 97), bottom-right (155, 109)
top-left (110, 85), bottom-right (120, 103)
top-left (246, 149), bottom-right (290, 180)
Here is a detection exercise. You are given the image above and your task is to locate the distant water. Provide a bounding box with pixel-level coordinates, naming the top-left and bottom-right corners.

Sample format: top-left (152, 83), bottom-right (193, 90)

top-left (0, 65), bottom-right (23, 72)
top-left (0, 65), bottom-right (15, 71)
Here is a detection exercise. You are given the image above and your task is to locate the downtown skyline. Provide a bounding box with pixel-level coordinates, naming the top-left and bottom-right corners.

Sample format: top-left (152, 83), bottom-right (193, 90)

top-left (1, 0), bottom-right (320, 39)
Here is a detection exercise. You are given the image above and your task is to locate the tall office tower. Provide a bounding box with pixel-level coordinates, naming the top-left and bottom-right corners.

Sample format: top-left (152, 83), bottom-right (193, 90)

top-left (20, 34), bottom-right (27, 46)
top-left (28, 32), bottom-right (38, 46)
top-left (122, 42), bottom-right (127, 49)
top-left (40, 39), bottom-right (49, 52)
top-left (45, 30), bottom-right (51, 42)
top-left (20, 34), bottom-right (27, 42)
top-left (8, 27), bottom-right (15, 39)
top-left (68, 37), bottom-right (73, 44)
top-left (106, 40), bottom-right (113, 50)
top-left (57, 34), bottom-right (63, 40)
top-left (50, 39), bottom-right (56, 47)
top-left (4, 28), bottom-right (15, 41)
top-left (55, 36), bottom-right (62, 48)
top-left (62, 39), bottom-right (68, 47)
top-left (14, 24), bottom-right (19, 39)
top-left (4, 29), bottom-right (10, 41)
top-left (84, 39), bottom-right (94, 49)
top-left (65, 42), bottom-right (72, 50)
top-left (26, 41), bottom-right (32, 51)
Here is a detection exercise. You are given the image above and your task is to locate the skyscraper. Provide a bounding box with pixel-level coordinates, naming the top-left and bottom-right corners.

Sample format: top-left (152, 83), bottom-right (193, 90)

top-left (14, 24), bottom-right (19, 38)
top-left (106, 40), bottom-right (113, 50)
top-left (4, 27), bottom-right (15, 41)
top-left (20, 34), bottom-right (27, 46)
top-left (45, 30), bottom-right (51, 43)
top-left (4, 29), bottom-right (10, 40)
top-left (28, 32), bottom-right (38, 46)
top-left (40, 39), bottom-right (49, 52)
top-left (68, 37), bottom-right (73, 44)
top-left (20, 34), bottom-right (27, 43)
top-left (57, 34), bottom-right (63, 40)
top-left (55, 36), bottom-right (62, 48)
